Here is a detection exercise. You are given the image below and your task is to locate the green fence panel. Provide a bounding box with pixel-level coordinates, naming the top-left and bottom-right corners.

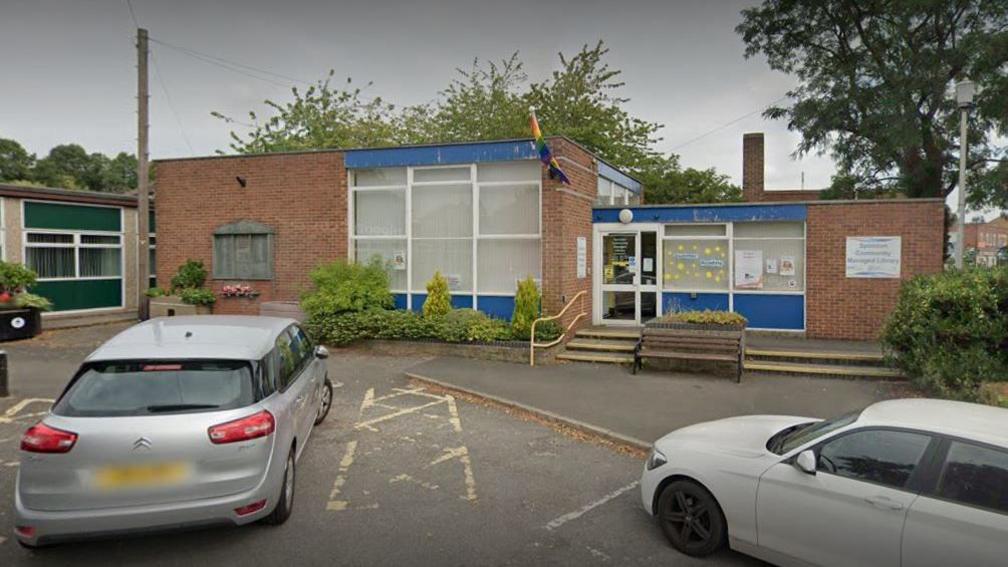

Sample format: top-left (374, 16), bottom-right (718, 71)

top-left (24, 202), bottom-right (122, 232)
top-left (34, 279), bottom-right (122, 312)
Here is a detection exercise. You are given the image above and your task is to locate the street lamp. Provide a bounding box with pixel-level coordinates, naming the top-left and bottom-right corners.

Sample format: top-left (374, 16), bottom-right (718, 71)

top-left (955, 80), bottom-right (975, 270)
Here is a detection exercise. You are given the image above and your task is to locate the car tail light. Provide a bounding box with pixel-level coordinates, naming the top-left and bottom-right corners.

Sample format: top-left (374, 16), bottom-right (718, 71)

top-left (21, 423), bottom-right (78, 453)
top-left (15, 526), bottom-right (35, 538)
top-left (234, 499), bottom-right (268, 516)
top-left (208, 410), bottom-right (275, 444)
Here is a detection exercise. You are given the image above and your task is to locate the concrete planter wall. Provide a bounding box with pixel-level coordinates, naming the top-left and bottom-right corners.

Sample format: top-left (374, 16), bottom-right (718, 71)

top-left (149, 295), bottom-right (212, 318)
top-left (259, 301), bottom-right (306, 322)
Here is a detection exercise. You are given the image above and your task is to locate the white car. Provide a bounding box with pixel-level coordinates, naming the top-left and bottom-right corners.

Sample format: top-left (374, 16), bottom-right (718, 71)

top-left (640, 399), bottom-right (1008, 566)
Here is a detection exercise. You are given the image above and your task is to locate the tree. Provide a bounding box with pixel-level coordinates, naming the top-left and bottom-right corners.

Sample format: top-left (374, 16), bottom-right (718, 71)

top-left (737, 1), bottom-right (1008, 208)
top-left (639, 154), bottom-right (742, 203)
top-left (215, 42), bottom-right (739, 204)
top-left (0, 138), bottom-right (35, 182)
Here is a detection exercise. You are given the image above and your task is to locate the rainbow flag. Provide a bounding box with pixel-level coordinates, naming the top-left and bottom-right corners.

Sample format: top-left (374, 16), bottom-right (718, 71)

top-left (530, 111), bottom-right (571, 185)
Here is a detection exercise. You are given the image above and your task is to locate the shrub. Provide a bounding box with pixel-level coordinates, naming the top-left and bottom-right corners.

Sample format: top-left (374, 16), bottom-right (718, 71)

top-left (511, 276), bottom-right (541, 339)
top-left (179, 287), bottom-right (217, 306)
top-left (0, 262), bottom-right (37, 293)
top-left (145, 287), bottom-right (166, 298)
top-left (422, 271), bottom-right (452, 319)
top-left (881, 267), bottom-right (1008, 401)
top-left (532, 319), bottom-right (563, 342)
top-left (435, 309), bottom-right (512, 342)
top-left (657, 310), bottom-right (747, 327)
top-left (300, 258), bottom-right (393, 319)
top-left (170, 260), bottom-right (208, 291)
top-left (306, 307), bottom-right (520, 346)
top-left (13, 292), bottom-right (52, 311)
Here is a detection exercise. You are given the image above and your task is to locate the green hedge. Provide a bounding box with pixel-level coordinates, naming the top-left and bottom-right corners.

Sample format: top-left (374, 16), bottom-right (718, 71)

top-left (881, 267), bottom-right (1008, 400)
top-left (306, 308), bottom-right (562, 347)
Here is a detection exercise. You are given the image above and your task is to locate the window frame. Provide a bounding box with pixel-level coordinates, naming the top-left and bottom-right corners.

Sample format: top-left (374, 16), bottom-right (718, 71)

top-left (799, 426), bottom-right (941, 494)
top-left (23, 228), bottom-right (124, 281)
top-left (348, 162), bottom-right (543, 306)
top-left (730, 220), bottom-right (807, 295)
top-left (918, 436), bottom-right (1008, 517)
top-left (661, 223), bottom-right (731, 293)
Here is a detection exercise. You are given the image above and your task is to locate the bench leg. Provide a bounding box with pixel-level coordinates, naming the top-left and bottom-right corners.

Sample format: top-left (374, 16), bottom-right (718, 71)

top-left (632, 355), bottom-right (639, 375)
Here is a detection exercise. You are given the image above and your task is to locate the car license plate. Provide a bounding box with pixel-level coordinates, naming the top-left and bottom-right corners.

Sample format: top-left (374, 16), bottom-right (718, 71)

top-left (95, 462), bottom-right (191, 489)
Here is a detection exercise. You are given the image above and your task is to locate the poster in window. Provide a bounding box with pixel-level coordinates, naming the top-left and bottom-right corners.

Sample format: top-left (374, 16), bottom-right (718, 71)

top-left (765, 258), bottom-right (778, 274)
top-left (734, 249), bottom-right (763, 289)
top-left (779, 255), bottom-right (796, 277)
top-left (392, 251), bottom-right (406, 271)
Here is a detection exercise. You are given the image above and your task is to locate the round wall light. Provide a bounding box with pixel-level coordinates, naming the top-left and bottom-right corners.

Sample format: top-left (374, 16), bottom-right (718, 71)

top-left (618, 208), bottom-right (634, 224)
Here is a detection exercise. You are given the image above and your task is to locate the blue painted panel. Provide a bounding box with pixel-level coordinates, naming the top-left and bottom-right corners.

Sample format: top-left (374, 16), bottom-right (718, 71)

top-left (592, 204), bottom-right (806, 224)
top-left (477, 296), bottom-right (515, 320)
top-left (410, 293), bottom-right (426, 313)
top-left (662, 292), bottom-right (730, 313)
top-left (409, 293), bottom-right (473, 312)
top-left (392, 293), bottom-right (407, 310)
top-left (345, 140), bottom-right (539, 168)
top-left (598, 160), bottom-right (641, 194)
top-left (734, 294), bottom-right (804, 330)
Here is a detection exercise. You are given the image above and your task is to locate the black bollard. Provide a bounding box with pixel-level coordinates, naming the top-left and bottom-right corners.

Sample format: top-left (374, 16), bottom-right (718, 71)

top-left (0, 350), bottom-right (7, 397)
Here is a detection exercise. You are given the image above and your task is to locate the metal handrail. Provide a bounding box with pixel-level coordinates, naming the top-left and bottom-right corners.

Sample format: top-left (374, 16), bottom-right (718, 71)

top-left (530, 290), bottom-right (587, 366)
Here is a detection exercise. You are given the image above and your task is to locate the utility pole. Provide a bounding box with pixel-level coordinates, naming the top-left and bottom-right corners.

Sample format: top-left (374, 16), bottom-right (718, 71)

top-left (954, 80), bottom-right (975, 270)
top-left (137, 27), bottom-right (151, 318)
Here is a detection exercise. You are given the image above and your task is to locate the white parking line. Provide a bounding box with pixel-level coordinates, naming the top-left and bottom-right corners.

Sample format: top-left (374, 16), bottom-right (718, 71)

top-left (545, 481), bottom-right (640, 531)
top-left (0, 398), bottom-right (54, 424)
top-left (326, 440), bottom-right (358, 511)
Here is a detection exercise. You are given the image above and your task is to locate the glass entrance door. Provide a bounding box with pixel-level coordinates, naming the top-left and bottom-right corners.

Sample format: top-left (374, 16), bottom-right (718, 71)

top-left (599, 230), bottom-right (660, 325)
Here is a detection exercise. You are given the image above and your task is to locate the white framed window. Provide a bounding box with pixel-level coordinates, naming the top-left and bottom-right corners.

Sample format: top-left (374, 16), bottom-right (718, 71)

top-left (731, 221), bottom-right (806, 292)
top-left (24, 230), bottom-right (122, 280)
top-left (349, 161), bottom-right (542, 304)
top-left (662, 224), bottom-right (730, 291)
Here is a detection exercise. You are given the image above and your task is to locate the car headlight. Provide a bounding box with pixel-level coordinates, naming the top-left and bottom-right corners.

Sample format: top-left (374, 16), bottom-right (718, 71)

top-left (646, 447), bottom-right (667, 470)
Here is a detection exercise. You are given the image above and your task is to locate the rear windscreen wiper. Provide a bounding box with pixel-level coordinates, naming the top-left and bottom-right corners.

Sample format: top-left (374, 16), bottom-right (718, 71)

top-left (146, 404), bottom-right (220, 412)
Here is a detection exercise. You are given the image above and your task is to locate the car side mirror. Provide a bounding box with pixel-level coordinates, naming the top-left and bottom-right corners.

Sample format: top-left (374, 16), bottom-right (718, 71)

top-left (794, 450), bottom-right (817, 475)
top-left (315, 345), bottom-right (330, 359)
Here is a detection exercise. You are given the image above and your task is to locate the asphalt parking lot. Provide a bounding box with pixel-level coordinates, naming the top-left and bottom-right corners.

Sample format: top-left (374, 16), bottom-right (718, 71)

top-left (0, 324), bottom-right (762, 566)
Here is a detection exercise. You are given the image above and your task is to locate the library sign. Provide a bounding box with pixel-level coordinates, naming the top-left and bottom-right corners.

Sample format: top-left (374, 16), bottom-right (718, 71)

top-left (846, 236), bottom-right (901, 278)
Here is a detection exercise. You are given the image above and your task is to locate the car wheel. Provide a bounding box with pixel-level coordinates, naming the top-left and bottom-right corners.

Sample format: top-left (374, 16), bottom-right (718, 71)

top-left (657, 480), bottom-right (726, 557)
top-left (314, 379), bottom-right (333, 426)
top-left (264, 448), bottom-right (295, 525)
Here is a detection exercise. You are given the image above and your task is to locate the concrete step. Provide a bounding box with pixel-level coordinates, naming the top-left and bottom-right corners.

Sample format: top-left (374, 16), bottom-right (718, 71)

top-left (565, 339), bottom-right (637, 353)
top-left (573, 328), bottom-right (640, 341)
top-left (744, 360), bottom-right (905, 380)
top-left (556, 352), bottom-right (635, 365)
top-left (745, 348), bottom-right (886, 368)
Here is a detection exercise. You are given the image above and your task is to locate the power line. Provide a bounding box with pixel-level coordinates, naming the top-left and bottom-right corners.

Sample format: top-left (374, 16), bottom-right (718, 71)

top-left (123, 0), bottom-right (194, 154)
top-left (669, 95), bottom-right (790, 152)
top-left (148, 36), bottom-right (312, 87)
top-left (150, 51), bottom-right (195, 153)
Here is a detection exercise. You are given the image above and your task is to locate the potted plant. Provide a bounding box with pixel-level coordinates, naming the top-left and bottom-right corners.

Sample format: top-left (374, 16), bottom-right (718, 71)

top-left (0, 262), bottom-right (51, 340)
top-left (149, 260), bottom-right (217, 317)
top-left (220, 284), bottom-right (261, 299)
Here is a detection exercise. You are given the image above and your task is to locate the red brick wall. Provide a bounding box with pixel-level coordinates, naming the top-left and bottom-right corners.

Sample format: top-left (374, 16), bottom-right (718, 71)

top-left (543, 138), bottom-right (596, 333)
top-left (806, 200), bottom-right (945, 340)
top-left (154, 152), bottom-right (346, 315)
top-left (742, 132), bottom-right (822, 202)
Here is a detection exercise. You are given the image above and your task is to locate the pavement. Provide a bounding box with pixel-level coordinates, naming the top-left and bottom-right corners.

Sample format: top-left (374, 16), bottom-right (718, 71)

top-left (405, 357), bottom-right (900, 447)
top-left (0, 323), bottom-right (762, 566)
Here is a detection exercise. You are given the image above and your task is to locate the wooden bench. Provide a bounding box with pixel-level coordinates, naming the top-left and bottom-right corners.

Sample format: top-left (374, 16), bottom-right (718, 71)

top-left (632, 327), bottom-right (745, 382)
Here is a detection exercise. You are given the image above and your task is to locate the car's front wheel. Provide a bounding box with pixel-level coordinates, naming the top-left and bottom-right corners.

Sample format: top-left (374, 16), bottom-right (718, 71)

top-left (657, 480), bottom-right (726, 557)
top-left (314, 379), bottom-right (333, 426)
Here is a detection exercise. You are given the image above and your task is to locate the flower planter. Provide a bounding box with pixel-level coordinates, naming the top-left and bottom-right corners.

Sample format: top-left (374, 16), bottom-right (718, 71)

top-left (149, 295), bottom-right (212, 317)
top-left (0, 307), bottom-right (42, 341)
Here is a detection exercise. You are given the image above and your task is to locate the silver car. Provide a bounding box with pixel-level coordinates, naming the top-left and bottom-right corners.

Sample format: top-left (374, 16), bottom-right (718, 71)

top-left (14, 315), bottom-right (334, 547)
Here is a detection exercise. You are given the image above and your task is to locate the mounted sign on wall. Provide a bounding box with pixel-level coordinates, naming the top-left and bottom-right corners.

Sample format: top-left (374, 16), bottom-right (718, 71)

top-left (846, 236), bottom-right (901, 278)
top-left (576, 236), bottom-right (587, 279)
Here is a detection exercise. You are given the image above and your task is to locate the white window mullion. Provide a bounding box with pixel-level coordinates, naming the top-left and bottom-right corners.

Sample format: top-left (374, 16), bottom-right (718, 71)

top-left (471, 163), bottom-right (478, 310)
top-left (406, 166), bottom-right (414, 307)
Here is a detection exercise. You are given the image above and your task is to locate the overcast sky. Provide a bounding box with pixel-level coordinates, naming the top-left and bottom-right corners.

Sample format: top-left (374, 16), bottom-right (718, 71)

top-left (0, 0), bottom-right (974, 211)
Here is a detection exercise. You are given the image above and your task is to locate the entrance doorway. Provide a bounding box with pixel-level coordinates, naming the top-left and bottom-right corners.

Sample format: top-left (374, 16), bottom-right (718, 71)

top-left (597, 228), bottom-right (659, 325)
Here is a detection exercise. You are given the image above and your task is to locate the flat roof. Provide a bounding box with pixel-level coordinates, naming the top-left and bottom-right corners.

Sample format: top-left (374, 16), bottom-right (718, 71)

top-left (0, 183), bottom-right (138, 208)
top-left (152, 136), bottom-right (641, 187)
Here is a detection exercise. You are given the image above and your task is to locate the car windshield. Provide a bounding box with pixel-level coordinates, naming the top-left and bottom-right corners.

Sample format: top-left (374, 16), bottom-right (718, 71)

top-left (768, 409), bottom-right (862, 455)
top-left (53, 360), bottom-right (254, 417)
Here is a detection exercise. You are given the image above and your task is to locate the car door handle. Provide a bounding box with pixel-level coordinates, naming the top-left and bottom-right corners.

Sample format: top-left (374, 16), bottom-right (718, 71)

top-left (864, 495), bottom-right (904, 511)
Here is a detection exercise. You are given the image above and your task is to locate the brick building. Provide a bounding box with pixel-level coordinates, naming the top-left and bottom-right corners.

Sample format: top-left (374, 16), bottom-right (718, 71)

top-left (155, 134), bottom-right (944, 341)
top-left (951, 216), bottom-right (1008, 267)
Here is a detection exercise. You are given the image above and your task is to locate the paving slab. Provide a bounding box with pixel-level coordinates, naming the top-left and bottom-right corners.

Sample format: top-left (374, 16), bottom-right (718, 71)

top-left (405, 357), bottom-right (901, 445)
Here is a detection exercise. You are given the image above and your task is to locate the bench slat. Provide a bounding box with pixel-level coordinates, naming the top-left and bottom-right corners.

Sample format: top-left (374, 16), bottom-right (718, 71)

top-left (637, 351), bottom-right (738, 362)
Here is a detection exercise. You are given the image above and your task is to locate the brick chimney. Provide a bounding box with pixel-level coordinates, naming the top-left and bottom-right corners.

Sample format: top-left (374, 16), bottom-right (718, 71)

top-left (742, 132), bottom-right (764, 202)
